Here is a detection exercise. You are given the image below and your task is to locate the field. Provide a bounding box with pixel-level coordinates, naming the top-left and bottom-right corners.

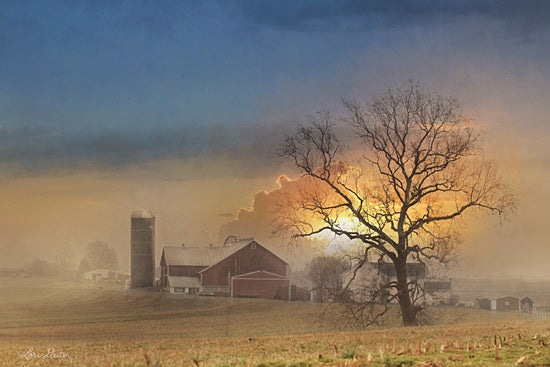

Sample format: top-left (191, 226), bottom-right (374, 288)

top-left (1, 278), bottom-right (550, 367)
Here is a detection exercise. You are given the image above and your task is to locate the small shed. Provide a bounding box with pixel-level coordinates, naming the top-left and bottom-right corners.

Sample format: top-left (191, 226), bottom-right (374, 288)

top-left (476, 297), bottom-right (492, 310)
top-left (167, 276), bottom-right (201, 294)
top-left (520, 297), bottom-right (534, 313)
top-left (230, 270), bottom-right (290, 300)
top-left (495, 296), bottom-right (519, 312)
top-left (82, 269), bottom-right (116, 282)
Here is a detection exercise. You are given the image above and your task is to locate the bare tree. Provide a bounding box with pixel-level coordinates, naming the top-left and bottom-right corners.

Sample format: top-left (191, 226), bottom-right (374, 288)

top-left (278, 81), bottom-right (514, 326)
top-left (308, 255), bottom-right (348, 301)
top-left (26, 259), bottom-right (59, 277)
top-left (56, 243), bottom-right (74, 280)
top-left (77, 257), bottom-right (91, 276)
top-left (86, 241), bottom-right (119, 271)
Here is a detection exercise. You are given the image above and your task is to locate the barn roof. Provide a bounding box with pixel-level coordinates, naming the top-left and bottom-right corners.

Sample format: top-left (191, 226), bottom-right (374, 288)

top-left (521, 297), bottom-right (534, 304)
top-left (167, 276), bottom-right (201, 288)
top-left (198, 241), bottom-right (288, 274)
top-left (161, 245), bottom-right (238, 266)
top-left (496, 296), bottom-right (519, 301)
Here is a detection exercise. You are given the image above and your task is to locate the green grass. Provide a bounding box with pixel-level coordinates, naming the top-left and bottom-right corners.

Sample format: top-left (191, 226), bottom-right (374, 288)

top-left (1, 278), bottom-right (549, 366)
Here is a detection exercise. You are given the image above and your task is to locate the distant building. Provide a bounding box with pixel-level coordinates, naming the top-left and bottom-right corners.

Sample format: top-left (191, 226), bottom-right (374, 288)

top-left (0, 268), bottom-right (30, 278)
top-left (130, 209), bottom-right (155, 288)
top-left (160, 241), bottom-right (290, 299)
top-left (82, 269), bottom-right (130, 282)
top-left (346, 262), bottom-right (451, 305)
top-left (476, 297), bottom-right (492, 310)
top-left (494, 296), bottom-right (519, 312)
top-left (371, 262), bottom-right (427, 279)
top-left (425, 280), bottom-right (454, 304)
top-left (520, 297), bottom-right (534, 313)
top-left (424, 280), bottom-right (452, 292)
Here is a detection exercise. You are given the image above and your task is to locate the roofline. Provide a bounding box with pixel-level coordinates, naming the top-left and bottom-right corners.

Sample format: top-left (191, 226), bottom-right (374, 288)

top-left (160, 248), bottom-right (167, 267)
top-left (161, 245), bottom-right (235, 267)
top-left (198, 241), bottom-right (288, 274)
top-left (231, 269), bottom-right (288, 279)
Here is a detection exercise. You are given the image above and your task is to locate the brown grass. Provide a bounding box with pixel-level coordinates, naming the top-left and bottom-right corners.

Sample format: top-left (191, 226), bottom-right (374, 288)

top-left (1, 278), bottom-right (549, 366)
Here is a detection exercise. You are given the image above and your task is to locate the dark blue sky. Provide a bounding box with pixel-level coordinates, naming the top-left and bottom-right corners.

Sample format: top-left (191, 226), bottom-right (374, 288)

top-left (2, 0), bottom-right (549, 174)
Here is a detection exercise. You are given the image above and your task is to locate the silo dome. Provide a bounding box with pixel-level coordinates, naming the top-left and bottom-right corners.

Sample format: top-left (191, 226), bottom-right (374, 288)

top-left (131, 209), bottom-right (154, 219)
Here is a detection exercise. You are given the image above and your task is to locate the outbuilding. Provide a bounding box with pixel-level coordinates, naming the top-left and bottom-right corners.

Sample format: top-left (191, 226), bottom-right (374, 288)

top-left (166, 276), bottom-right (201, 294)
top-left (520, 297), bottom-right (534, 313)
top-left (159, 241), bottom-right (289, 299)
top-left (494, 296), bottom-right (519, 312)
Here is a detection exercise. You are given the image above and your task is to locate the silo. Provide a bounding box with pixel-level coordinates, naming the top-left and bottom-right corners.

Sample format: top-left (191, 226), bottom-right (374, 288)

top-left (130, 209), bottom-right (155, 288)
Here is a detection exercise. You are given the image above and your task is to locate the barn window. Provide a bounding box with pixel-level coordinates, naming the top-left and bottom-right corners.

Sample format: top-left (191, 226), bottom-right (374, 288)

top-left (251, 243), bottom-right (256, 249)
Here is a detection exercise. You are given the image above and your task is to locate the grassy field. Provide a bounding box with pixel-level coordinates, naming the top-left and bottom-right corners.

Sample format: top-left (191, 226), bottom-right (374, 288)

top-left (1, 278), bottom-right (549, 367)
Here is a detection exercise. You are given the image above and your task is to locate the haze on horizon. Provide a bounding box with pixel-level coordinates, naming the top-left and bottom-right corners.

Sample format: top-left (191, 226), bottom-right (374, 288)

top-left (1, 1), bottom-right (549, 279)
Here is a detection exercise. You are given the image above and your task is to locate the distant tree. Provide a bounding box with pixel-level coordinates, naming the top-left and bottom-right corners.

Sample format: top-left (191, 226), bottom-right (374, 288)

top-left (307, 255), bottom-right (348, 299)
top-left (55, 243), bottom-right (74, 279)
top-left (86, 241), bottom-right (119, 270)
top-left (27, 259), bottom-right (59, 277)
top-left (77, 257), bottom-right (91, 275)
top-left (278, 81), bottom-right (515, 326)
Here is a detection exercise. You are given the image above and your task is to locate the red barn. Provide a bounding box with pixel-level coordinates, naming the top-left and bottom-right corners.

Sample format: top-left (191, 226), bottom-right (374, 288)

top-left (231, 270), bottom-right (290, 300)
top-left (160, 241), bottom-right (289, 299)
top-left (160, 245), bottom-right (235, 292)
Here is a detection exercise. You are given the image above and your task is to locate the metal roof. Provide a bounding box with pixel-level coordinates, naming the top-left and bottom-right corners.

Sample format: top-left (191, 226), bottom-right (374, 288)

top-left (520, 297), bottom-right (534, 304)
top-left (161, 244), bottom-right (242, 266)
top-left (198, 241), bottom-right (288, 274)
top-left (167, 276), bottom-right (201, 288)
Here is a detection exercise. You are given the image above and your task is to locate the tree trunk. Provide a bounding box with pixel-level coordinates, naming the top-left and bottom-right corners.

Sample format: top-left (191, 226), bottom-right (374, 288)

top-left (395, 257), bottom-right (419, 326)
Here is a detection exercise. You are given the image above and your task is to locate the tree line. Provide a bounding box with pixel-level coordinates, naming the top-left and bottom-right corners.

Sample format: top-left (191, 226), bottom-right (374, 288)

top-left (25, 241), bottom-right (119, 279)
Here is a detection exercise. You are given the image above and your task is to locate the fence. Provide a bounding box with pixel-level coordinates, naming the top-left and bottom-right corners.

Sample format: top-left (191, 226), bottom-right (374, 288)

top-left (518, 306), bottom-right (550, 321)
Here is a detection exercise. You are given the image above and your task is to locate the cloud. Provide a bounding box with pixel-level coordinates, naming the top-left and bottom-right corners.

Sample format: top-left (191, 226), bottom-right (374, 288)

top-left (219, 175), bottom-right (326, 269)
top-left (0, 120), bottom-right (291, 178)
top-left (228, 0), bottom-right (550, 37)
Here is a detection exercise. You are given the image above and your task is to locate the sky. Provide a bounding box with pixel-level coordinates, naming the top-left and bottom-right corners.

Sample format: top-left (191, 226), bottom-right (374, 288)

top-left (1, 0), bottom-right (549, 277)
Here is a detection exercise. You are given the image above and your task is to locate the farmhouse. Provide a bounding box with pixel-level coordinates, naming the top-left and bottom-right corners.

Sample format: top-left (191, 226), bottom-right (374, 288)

top-left (372, 262), bottom-right (427, 279)
top-left (160, 241), bottom-right (290, 299)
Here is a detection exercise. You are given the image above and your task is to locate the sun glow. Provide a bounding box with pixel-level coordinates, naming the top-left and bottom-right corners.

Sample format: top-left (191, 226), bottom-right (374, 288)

top-left (309, 216), bottom-right (363, 253)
